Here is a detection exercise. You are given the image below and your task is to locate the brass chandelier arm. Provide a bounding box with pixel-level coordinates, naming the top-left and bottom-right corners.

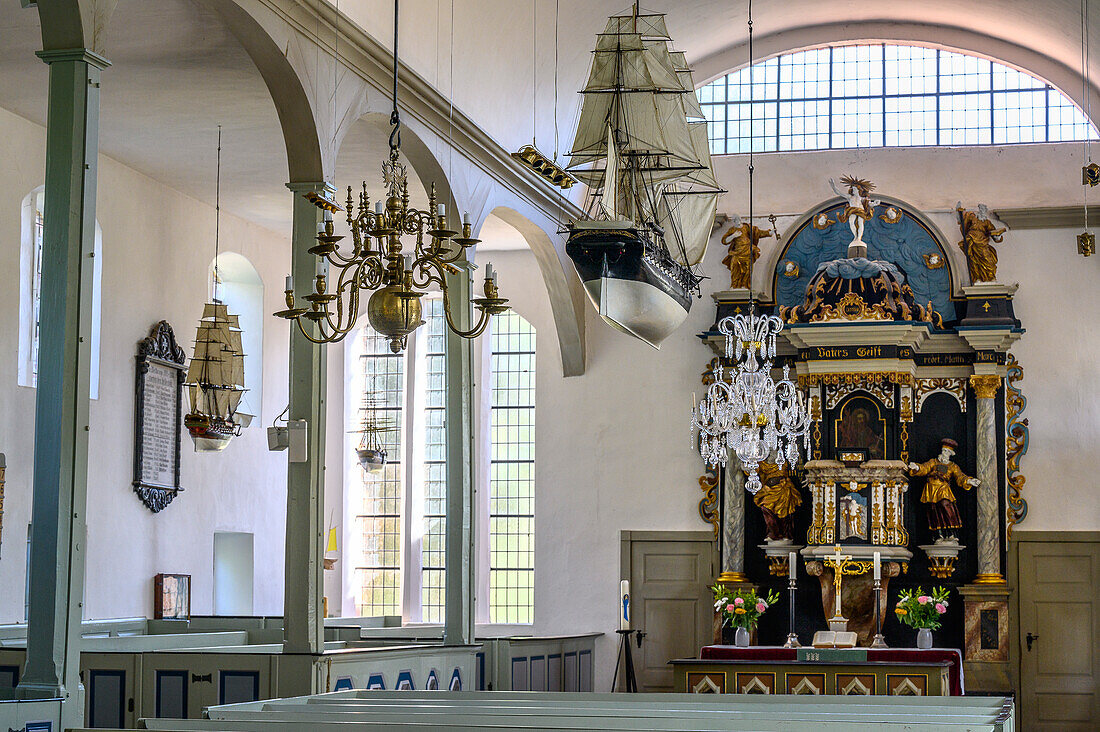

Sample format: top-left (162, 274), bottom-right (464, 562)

top-left (440, 286), bottom-right (493, 340)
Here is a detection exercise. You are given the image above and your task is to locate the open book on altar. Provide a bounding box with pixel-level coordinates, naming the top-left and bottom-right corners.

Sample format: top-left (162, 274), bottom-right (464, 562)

top-left (811, 631), bottom-right (858, 648)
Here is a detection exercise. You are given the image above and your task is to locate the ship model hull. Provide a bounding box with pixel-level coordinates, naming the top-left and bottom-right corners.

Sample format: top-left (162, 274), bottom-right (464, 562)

top-left (566, 221), bottom-right (693, 348)
top-left (184, 413), bottom-right (235, 453)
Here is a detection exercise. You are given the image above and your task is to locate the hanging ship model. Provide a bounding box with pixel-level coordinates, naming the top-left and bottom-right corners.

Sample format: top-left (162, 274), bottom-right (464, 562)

top-left (183, 301), bottom-right (251, 452)
top-left (354, 391), bottom-right (398, 473)
top-left (564, 4), bottom-right (723, 348)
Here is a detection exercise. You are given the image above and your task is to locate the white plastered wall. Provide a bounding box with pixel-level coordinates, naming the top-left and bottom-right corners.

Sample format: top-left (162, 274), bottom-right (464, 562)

top-left (0, 104), bottom-right (304, 621)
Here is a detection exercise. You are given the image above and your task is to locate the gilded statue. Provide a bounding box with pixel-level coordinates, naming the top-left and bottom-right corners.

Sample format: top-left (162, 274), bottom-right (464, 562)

top-left (721, 214), bottom-right (771, 289)
top-left (955, 202), bottom-right (1006, 283)
top-left (908, 438), bottom-right (979, 541)
top-left (830, 175), bottom-right (879, 249)
top-left (751, 460), bottom-right (802, 542)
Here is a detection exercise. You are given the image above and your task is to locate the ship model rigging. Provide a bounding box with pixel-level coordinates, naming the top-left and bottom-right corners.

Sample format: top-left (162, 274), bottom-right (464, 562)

top-left (184, 301), bottom-right (251, 452)
top-left (565, 4), bottom-right (722, 348)
top-left (354, 391), bottom-right (397, 473)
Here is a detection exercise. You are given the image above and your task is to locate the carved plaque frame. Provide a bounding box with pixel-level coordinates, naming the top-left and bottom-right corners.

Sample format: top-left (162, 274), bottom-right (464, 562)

top-left (133, 321), bottom-right (186, 512)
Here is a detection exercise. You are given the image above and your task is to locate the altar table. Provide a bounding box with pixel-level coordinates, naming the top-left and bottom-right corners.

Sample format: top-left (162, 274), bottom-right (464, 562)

top-left (671, 646), bottom-right (963, 696)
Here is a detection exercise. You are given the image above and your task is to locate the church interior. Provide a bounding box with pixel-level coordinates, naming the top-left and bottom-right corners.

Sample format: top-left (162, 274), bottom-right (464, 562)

top-left (0, 0), bottom-right (1098, 729)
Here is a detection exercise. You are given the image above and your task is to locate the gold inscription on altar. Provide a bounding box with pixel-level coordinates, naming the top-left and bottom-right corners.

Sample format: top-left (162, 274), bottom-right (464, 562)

top-left (856, 346), bottom-right (882, 358)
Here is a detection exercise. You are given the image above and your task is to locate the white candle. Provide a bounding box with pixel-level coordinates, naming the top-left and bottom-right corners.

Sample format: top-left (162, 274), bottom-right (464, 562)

top-left (485, 263), bottom-right (495, 282)
top-left (620, 579), bottom-right (631, 630)
top-left (463, 212), bottom-right (471, 226)
top-left (323, 209), bottom-right (333, 222)
top-left (375, 201), bottom-right (384, 215)
top-left (316, 221), bottom-right (326, 235)
top-left (873, 551), bottom-right (881, 581)
top-left (789, 551), bottom-right (797, 580)
top-left (437, 203), bottom-right (446, 217)
top-left (285, 275), bottom-right (293, 292)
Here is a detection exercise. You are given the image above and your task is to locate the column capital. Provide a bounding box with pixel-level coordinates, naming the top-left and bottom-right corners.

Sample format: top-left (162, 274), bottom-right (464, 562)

top-left (36, 48), bottom-right (110, 69)
top-left (969, 374), bottom-right (1002, 399)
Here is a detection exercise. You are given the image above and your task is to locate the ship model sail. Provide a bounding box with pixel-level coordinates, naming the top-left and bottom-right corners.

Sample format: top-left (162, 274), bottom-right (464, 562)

top-left (184, 301), bottom-right (250, 452)
top-left (565, 4), bottom-right (722, 348)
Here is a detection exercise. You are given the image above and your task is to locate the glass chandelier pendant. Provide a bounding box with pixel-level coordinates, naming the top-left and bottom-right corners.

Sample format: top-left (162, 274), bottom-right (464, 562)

top-left (691, 308), bottom-right (811, 493)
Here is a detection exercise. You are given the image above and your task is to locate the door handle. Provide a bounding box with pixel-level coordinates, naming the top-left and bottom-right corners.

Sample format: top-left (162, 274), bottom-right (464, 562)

top-left (192, 673), bottom-right (212, 683)
top-left (1026, 632), bottom-right (1039, 651)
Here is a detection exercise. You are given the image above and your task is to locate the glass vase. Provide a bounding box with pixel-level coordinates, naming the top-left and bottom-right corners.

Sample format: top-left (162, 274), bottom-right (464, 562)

top-left (735, 626), bottom-right (750, 647)
top-left (916, 627), bottom-right (933, 649)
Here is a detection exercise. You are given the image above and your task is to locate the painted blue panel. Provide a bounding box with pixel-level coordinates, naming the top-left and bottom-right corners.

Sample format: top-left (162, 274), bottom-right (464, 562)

top-left (89, 669), bottom-right (125, 728)
top-left (511, 656), bottom-right (528, 691)
top-left (426, 669), bottom-right (440, 691)
top-left (219, 671), bottom-right (259, 705)
top-left (26, 723), bottom-right (52, 732)
top-left (775, 202), bottom-right (956, 321)
top-left (366, 673), bottom-right (386, 690)
top-left (475, 652), bottom-right (485, 691)
top-left (449, 668), bottom-right (462, 691)
top-left (396, 670), bottom-right (415, 691)
top-left (155, 670), bottom-right (188, 719)
top-left (332, 676), bottom-right (354, 692)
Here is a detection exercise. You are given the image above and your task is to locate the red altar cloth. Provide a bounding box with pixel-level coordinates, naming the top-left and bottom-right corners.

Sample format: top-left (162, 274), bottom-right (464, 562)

top-left (700, 646), bottom-right (965, 696)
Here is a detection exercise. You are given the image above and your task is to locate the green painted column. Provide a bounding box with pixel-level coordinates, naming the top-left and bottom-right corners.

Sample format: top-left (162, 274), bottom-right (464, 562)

top-left (20, 48), bottom-right (108, 712)
top-left (444, 260), bottom-right (476, 646)
top-left (282, 183), bottom-right (332, 662)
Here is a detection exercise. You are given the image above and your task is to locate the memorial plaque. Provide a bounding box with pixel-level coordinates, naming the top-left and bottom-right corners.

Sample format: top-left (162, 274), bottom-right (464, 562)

top-left (133, 321), bottom-right (186, 512)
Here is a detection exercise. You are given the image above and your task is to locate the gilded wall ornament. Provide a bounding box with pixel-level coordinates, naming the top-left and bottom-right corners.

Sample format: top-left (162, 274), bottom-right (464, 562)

top-left (1084, 161), bottom-right (1100, 187)
top-left (969, 374), bottom-right (1002, 400)
top-left (698, 466), bottom-right (720, 539)
top-left (780, 260), bottom-right (800, 278)
top-left (811, 212), bottom-right (834, 230)
top-left (1005, 354), bottom-right (1029, 539)
top-left (879, 206), bottom-right (903, 224)
top-left (812, 292), bottom-right (892, 322)
top-left (1078, 231), bottom-right (1095, 257)
top-left (914, 377), bottom-right (967, 413)
top-left (826, 379), bottom-right (895, 410)
top-left (799, 372), bottom-right (913, 389)
top-left (922, 252), bottom-right (945, 269)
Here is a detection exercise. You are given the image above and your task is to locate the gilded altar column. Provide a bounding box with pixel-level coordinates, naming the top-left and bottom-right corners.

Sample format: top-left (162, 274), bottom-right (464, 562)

top-left (969, 374), bottom-right (1004, 583)
top-left (719, 452), bottom-right (748, 582)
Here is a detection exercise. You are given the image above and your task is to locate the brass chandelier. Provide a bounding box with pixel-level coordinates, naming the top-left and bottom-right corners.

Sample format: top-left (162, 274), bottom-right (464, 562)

top-left (275, 0), bottom-right (509, 351)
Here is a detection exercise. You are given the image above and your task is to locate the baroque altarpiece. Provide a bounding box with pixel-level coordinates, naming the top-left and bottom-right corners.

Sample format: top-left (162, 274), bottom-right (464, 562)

top-left (698, 188), bottom-right (1029, 692)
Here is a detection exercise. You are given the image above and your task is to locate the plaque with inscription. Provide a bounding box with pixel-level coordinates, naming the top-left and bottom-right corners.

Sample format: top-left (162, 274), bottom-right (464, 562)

top-left (133, 321), bottom-right (186, 512)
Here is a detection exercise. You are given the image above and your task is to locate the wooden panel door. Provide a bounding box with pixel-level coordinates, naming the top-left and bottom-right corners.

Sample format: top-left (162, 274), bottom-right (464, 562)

top-left (628, 535), bottom-right (716, 692)
top-left (1019, 539), bottom-right (1100, 729)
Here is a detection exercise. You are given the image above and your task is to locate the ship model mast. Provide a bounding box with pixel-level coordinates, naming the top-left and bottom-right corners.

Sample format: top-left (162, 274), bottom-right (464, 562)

top-left (564, 3), bottom-right (722, 348)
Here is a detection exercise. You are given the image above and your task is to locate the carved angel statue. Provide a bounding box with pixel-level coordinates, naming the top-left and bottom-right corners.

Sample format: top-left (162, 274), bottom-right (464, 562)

top-left (830, 176), bottom-right (880, 250)
top-left (908, 438), bottom-right (980, 541)
top-left (956, 201), bottom-right (1007, 283)
top-left (720, 214), bottom-right (772, 289)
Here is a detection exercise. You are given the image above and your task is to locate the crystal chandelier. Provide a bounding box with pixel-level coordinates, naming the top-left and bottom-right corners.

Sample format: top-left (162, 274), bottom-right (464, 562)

top-left (692, 310), bottom-right (810, 493)
top-left (689, 0), bottom-right (809, 493)
top-left (275, 0), bottom-right (509, 350)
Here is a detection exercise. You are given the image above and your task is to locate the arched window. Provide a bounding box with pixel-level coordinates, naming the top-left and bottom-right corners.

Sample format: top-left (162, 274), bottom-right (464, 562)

top-left (699, 44), bottom-right (1098, 154)
top-left (210, 253), bottom-right (264, 421)
top-left (19, 187), bottom-right (102, 399)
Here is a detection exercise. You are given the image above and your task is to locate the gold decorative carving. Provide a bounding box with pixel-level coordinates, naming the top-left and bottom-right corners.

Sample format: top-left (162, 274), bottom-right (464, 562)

top-left (510, 145), bottom-right (576, 189)
top-left (956, 203), bottom-right (1006, 283)
top-left (812, 212), bottom-right (834, 230)
top-left (969, 374), bottom-right (1002, 400)
top-left (1079, 231), bottom-right (1096, 257)
top-left (810, 391), bottom-right (823, 460)
top-left (899, 421), bottom-right (910, 463)
top-left (721, 221), bottom-right (771, 289)
top-left (767, 555), bottom-right (791, 577)
top-left (826, 378), bottom-right (895, 410)
top-left (1084, 161), bottom-right (1100, 187)
top-left (800, 372), bottom-right (913, 388)
top-left (698, 467), bottom-right (720, 539)
top-left (879, 206), bottom-right (903, 224)
top-left (1005, 354), bottom-right (1029, 540)
top-left (926, 554), bottom-right (958, 579)
top-left (914, 377), bottom-right (967, 413)
top-left (811, 292), bottom-right (892, 322)
top-left (780, 260), bottom-right (800, 278)
top-left (922, 252), bottom-right (946, 269)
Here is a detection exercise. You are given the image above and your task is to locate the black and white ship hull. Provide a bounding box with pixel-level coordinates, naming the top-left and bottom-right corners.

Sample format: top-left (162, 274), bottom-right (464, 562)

top-left (566, 220), bottom-right (696, 348)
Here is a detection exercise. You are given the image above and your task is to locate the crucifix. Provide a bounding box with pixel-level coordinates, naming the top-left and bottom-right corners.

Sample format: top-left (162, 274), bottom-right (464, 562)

top-left (822, 544), bottom-right (872, 630)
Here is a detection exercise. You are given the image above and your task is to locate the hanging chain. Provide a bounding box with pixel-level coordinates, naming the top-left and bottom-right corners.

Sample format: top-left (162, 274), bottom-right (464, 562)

top-left (389, 0), bottom-right (402, 161)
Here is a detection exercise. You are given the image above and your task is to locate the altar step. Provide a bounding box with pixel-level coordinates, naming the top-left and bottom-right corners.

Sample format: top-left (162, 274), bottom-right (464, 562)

top-left (74, 690), bottom-right (1015, 732)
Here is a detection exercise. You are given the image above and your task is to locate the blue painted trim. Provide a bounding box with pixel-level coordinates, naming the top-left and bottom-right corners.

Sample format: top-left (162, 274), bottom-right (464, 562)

top-left (426, 669), bottom-right (440, 690)
top-left (396, 670), bottom-right (415, 691)
top-left (332, 676), bottom-right (354, 692)
top-left (367, 673), bottom-right (386, 690)
top-left (219, 670), bottom-right (259, 705)
top-left (475, 652), bottom-right (485, 691)
top-left (89, 669), bottom-right (126, 728)
top-left (449, 668), bottom-right (462, 691)
top-left (155, 669), bottom-right (188, 719)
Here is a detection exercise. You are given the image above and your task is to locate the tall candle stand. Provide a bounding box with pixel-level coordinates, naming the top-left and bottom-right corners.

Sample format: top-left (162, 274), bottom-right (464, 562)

top-left (870, 576), bottom-right (888, 648)
top-left (783, 552), bottom-right (801, 648)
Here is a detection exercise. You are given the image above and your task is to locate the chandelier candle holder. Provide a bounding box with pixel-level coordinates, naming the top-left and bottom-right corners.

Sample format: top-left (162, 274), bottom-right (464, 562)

top-left (275, 0), bottom-right (508, 349)
top-left (691, 308), bottom-right (811, 493)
